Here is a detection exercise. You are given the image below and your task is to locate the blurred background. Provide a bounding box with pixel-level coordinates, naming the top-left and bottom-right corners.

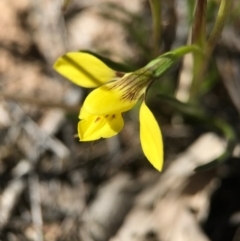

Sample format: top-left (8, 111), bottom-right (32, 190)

top-left (0, 0), bottom-right (240, 240)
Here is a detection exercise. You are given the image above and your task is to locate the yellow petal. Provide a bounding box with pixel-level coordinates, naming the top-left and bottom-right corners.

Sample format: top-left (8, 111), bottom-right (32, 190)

top-left (54, 52), bottom-right (117, 88)
top-left (139, 101), bottom-right (164, 171)
top-left (79, 105), bottom-right (91, 119)
top-left (102, 114), bottom-right (124, 138)
top-left (80, 72), bottom-right (149, 117)
top-left (78, 114), bottom-right (124, 141)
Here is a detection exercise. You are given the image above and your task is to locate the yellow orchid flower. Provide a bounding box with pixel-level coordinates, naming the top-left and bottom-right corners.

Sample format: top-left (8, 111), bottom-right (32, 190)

top-left (54, 46), bottom-right (198, 171)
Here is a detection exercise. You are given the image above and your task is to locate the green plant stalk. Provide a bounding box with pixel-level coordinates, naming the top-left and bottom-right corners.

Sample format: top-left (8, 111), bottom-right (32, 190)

top-left (187, 0), bottom-right (195, 23)
top-left (144, 45), bottom-right (201, 80)
top-left (166, 45), bottom-right (202, 58)
top-left (206, 0), bottom-right (233, 56)
top-left (149, 0), bottom-right (161, 57)
top-left (190, 0), bottom-right (233, 101)
top-left (190, 0), bottom-right (207, 101)
top-left (192, 0), bottom-right (207, 46)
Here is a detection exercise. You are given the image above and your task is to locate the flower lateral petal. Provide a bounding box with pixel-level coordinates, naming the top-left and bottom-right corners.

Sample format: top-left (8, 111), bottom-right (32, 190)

top-left (78, 114), bottom-right (124, 141)
top-left (54, 52), bottom-right (117, 88)
top-left (139, 101), bottom-right (164, 171)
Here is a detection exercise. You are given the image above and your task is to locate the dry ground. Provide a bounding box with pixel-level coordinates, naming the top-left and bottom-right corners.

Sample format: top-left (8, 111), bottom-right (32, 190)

top-left (0, 1), bottom-right (240, 241)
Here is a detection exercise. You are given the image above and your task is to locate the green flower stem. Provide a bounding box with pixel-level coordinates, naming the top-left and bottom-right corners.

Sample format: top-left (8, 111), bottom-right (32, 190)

top-left (206, 0), bottom-right (233, 56)
top-left (190, 0), bottom-right (207, 101)
top-left (167, 45), bottom-right (202, 58)
top-left (146, 45), bottom-right (201, 78)
top-left (190, 0), bottom-right (233, 101)
top-left (149, 0), bottom-right (161, 57)
top-left (192, 0), bottom-right (207, 46)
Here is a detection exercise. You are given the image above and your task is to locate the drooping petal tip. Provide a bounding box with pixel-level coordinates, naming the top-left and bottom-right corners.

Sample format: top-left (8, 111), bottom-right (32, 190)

top-left (139, 101), bottom-right (164, 171)
top-left (54, 52), bottom-right (117, 88)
